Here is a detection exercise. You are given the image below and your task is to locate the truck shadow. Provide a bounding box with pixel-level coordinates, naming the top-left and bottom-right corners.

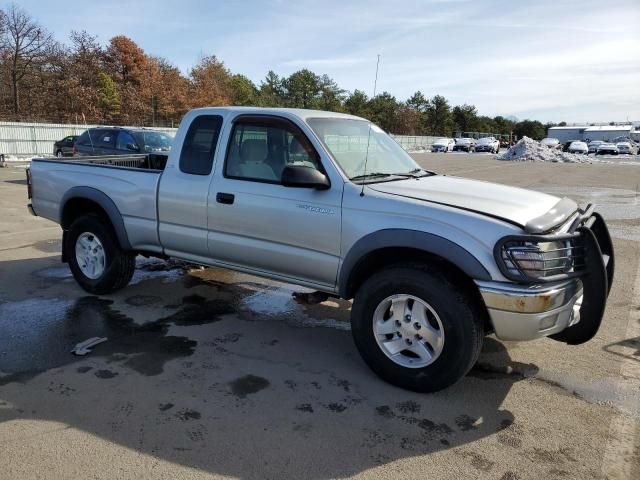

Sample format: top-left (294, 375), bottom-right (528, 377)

top-left (0, 255), bottom-right (537, 478)
top-left (602, 336), bottom-right (640, 363)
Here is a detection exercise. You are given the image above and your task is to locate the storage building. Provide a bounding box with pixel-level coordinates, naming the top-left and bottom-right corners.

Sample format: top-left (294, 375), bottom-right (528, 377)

top-left (583, 125), bottom-right (633, 142)
top-left (546, 126), bottom-right (588, 143)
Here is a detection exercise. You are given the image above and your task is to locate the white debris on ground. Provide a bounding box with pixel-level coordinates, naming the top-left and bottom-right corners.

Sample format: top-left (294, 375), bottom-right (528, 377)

top-left (0, 154), bottom-right (37, 167)
top-left (498, 136), bottom-right (589, 163)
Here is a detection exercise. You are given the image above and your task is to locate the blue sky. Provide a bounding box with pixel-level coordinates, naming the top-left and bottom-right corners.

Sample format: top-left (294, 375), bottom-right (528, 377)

top-left (17, 0), bottom-right (640, 123)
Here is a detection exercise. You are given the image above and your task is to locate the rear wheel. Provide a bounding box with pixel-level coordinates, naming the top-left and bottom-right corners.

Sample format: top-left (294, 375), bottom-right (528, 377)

top-left (65, 214), bottom-right (135, 294)
top-left (56, 150), bottom-right (63, 157)
top-left (350, 265), bottom-right (484, 392)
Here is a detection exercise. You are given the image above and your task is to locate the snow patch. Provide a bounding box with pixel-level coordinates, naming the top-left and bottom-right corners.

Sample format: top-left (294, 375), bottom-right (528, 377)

top-left (498, 136), bottom-right (589, 163)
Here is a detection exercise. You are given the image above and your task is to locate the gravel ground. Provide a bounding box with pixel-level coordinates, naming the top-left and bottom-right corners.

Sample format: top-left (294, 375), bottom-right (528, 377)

top-left (0, 156), bottom-right (638, 479)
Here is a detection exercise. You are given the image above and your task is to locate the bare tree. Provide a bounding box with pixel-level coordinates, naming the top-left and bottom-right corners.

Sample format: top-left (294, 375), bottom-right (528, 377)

top-left (0, 4), bottom-right (53, 116)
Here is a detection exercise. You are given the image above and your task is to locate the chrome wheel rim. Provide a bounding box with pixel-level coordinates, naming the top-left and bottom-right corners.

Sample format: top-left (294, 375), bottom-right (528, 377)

top-left (373, 294), bottom-right (445, 368)
top-left (75, 232), bottom-right (106, 280)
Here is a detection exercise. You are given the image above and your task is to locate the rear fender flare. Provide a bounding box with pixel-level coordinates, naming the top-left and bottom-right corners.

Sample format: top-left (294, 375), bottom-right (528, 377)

top-left (60, 186), bottom-right (131, 250)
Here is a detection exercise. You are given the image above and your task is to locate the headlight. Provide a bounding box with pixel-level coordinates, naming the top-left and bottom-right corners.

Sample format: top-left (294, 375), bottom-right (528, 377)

top-left (496, 238), bottom-right (581, 281)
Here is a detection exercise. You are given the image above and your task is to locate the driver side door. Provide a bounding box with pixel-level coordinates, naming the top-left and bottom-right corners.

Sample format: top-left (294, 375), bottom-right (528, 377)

top-left (207, 115), bottom-right (343, 289)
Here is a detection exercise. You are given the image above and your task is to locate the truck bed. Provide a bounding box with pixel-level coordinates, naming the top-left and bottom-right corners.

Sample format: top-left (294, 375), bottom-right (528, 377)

top-left (30, 154), bottom-right (166, 253)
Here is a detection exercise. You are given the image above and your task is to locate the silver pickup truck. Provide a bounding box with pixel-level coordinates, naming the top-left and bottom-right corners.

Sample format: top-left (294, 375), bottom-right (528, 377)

top-left (27, 107), bottom-right (615, 392)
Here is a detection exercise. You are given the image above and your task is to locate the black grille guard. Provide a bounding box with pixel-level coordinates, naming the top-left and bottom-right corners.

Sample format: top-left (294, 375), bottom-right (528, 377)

top-left (494, 207), bottom-right (615, 345)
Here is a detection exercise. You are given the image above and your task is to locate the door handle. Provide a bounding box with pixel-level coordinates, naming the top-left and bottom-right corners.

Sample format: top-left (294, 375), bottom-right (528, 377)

top-left (216, 192), bottom-right (235, 205)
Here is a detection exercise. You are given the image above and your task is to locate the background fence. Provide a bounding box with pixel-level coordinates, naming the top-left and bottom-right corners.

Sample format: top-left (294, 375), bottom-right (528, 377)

top-left (390, 135), bottom-right (439, 150)
top-left (0, 121), bottom-right (178, 157)
top-left (0, 120), bottom-right (440, 158)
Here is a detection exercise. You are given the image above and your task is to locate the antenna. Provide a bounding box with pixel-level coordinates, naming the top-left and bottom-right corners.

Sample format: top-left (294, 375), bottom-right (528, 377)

top-left (360, 54), bottom-right (380, 197)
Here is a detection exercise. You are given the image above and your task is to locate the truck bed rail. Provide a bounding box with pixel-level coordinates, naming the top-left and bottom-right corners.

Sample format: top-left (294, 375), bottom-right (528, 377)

top-left (32, 154), bottom-right (167, 171)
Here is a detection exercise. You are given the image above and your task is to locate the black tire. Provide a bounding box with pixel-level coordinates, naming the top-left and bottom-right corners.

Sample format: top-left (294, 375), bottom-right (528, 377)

top-left (65, 214), bottom-right (136, 294)
top-left (56, 150), bottom-right (63, 157)
top-left (350, 265), bottom-right (484, 392)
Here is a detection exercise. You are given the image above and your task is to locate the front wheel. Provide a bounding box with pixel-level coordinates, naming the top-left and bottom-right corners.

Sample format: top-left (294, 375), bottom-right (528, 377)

top-left (350, 265), bottom-right (484, 392)
top-left (65, 214), bottom-right (136, 294)
top-left (56, 150), bottom-right (63, 157)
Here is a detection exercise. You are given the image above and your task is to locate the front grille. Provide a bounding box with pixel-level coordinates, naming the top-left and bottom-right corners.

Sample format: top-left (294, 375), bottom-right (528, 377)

top-left (499, 236), bottom-right (586, 281)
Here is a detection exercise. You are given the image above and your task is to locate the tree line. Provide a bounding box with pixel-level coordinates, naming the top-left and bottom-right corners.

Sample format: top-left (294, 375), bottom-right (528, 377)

top-left (0, 4), bottom-right (555, 139)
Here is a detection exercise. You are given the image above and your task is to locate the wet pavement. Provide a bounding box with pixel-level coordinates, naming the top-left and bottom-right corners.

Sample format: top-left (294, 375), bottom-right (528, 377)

top-left (1, 159), bottom-right (639, 479)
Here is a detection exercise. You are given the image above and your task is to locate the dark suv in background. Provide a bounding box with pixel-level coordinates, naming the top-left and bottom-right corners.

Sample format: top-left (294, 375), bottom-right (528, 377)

top-left (73, 127), bottom-right (174, 157)
top-left (53, 135), bottom-right (78, 157)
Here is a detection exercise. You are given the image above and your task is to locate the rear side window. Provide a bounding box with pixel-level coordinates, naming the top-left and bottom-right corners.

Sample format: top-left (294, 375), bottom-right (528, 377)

top-left (77, 131), bottom-right (90, 145)
top-left (116, 131), bottom-right (137, 150)
top-left (179, 115), bottom-right (223, 175)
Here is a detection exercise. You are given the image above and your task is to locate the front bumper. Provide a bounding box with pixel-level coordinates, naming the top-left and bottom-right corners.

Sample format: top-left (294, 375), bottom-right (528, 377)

top-left (477, 279), bottom-right (583, 340)
top-left (478, 210), bottom-right (614, 344)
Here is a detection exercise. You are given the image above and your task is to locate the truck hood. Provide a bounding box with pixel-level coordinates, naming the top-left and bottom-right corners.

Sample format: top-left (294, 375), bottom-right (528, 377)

top-left (369, 175), bottom-right (578, 232)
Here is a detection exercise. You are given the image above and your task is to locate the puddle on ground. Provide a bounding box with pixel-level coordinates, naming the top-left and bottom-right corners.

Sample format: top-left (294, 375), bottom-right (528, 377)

top-left (242, 286), bottom-right (298, 316)
top-left (4, 257), bottom-right (356, 386)
top-left (534, 371), bottom-right (640, 418)
top-left (34, 266), bottom-right (73, 280)
top-left (228, 374), bottom-right (270, 399)
top-left (33, 257), bottom-right (188, 285)
top-left (0, 293), bottom-right (235, 384)
top-left (130, 257), bottom-right (186, 285)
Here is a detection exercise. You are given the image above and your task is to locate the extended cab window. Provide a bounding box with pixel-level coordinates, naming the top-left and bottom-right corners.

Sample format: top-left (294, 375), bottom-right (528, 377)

top-left (225, 117), bottom-right (321, 183)
top-left (179, 115), bottom-right (223, 175)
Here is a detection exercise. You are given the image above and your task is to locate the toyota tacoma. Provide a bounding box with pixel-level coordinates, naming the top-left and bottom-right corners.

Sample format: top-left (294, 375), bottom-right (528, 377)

top-left (27, 107), bottom-right (615, 392)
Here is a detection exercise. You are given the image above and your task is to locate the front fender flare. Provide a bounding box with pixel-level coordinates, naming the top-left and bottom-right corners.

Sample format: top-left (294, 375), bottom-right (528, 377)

top-left (338, 229), bottom-right (491, 298)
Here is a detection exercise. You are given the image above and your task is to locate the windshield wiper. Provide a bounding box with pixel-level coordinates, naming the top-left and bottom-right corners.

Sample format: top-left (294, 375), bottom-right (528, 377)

top-left (349, 172), bottom-right (395, 182)
top-left (350, 169), bottom-right (436, 183)
top-left (389, 168), bottom-right (436, 178)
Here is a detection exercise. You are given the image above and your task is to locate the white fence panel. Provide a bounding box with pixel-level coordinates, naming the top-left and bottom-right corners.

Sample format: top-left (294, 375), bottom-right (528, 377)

top-left (0, 121), bottom-right (177, 157)
top-left (391, 135), bottom-right (439, 150)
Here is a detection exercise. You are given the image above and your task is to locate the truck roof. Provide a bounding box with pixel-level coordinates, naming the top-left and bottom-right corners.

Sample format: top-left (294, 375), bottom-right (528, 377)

top-left (187, 106), bottom-right (365, 122)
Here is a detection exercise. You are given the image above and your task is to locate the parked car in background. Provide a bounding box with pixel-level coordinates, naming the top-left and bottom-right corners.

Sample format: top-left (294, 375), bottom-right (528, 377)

top-left (596, 143), bottom-right (619, 155)
top-left (474, 136), bottom-right (500, 153)
top-left (452, 138), bottom-right (474, 152)
top-left (616, 142), bottom-right (634, 154)
top-left (74, 127), bottom-right (174, 157)
top-left (568, 141), bottom-right (588, 154)
top-left (431, 138), bottom-right (455, 153)
top-left (540, 138), bottom-right (560, 149)
top-left (587, 140), bottom-right (605, 154)
top-left (53, 135), bottom-right (78, 157)
top-left (562, 140), bottom-right (580, 152)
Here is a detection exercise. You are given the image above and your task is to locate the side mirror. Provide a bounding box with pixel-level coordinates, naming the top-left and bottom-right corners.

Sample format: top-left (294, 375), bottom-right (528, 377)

top-left (126, 143), bottom-right (139, 151)
top-left (281, 165), bottom-right (330, 190)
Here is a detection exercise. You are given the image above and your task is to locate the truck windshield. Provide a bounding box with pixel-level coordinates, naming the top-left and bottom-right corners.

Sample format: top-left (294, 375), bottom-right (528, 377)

top-left (307, 118), bottom-right (422, 181)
